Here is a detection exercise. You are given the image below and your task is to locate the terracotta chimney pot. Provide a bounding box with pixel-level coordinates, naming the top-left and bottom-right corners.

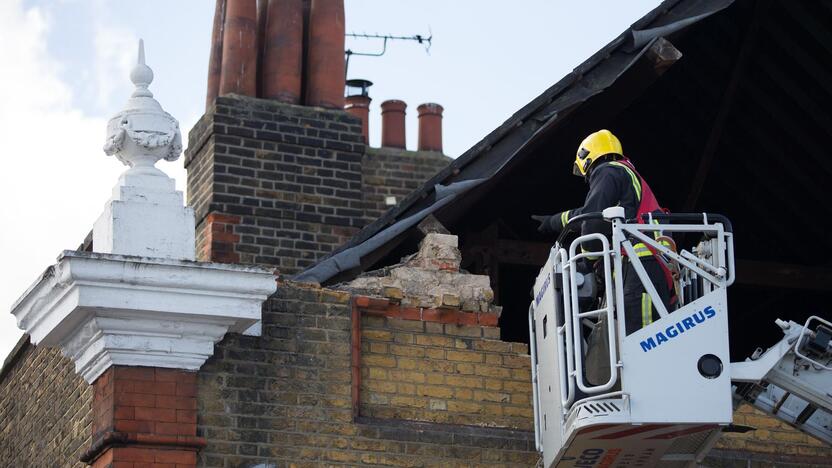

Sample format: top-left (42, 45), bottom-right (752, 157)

top-left (305, 0), bottom-right (345, 108)
top-left (381, 100), bottom-right (407, 149)
top-left (261, 0), bottom-right (304, 103)
top-left (206, 0), bottom-right (227, 109)
top-left (417, 103), bottom-right (444, 153)
top-left (219, 0), bottom-right (258, 97)
top-left (345, 95), bottom-right (372, 143)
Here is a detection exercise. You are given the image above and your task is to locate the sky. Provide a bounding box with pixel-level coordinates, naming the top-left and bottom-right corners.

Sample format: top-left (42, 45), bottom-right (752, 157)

top-left (0, 0), bottom-right (662, 362)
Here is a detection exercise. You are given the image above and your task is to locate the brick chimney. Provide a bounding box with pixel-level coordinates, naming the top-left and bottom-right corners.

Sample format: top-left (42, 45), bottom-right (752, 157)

top-left (345, 79), bottom-right (372, 142)
top-left (191, 1), bottom-right (453, 274)
top-left (417, 103), bottom-right (443, 153)
top-left (305, 0), bottom-right (346, 108)
top-left (381, 99), bottom-right (407, 149)
top-left (261, 0), bottom-right (304, 103)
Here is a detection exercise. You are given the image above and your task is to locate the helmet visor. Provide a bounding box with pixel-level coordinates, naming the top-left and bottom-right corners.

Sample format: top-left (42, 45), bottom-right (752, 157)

top-left (573, 147), bottom-right (591, 176)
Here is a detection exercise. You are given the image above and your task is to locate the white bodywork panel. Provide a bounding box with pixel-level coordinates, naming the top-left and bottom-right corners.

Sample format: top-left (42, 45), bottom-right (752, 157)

top-left (622, 292), bottom-right (732, 424)
top-left (530, 213), bottom-right (735, 468)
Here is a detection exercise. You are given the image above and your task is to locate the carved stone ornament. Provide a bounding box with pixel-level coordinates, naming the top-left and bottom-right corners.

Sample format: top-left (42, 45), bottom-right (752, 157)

top-left (10, 39), bottom-right (276, 384)
top-left (103, 39), bottom-right (182, 172)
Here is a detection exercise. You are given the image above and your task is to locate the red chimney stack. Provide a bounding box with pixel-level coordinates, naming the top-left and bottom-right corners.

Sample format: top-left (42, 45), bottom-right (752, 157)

top-left (417, 103), bottom-right (444, 153)
top-left (381, 100), bottom-right (407, 149)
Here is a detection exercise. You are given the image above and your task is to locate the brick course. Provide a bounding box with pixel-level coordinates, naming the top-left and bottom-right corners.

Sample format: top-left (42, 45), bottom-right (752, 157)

top-left (0, 339), bottom-right (92, 467)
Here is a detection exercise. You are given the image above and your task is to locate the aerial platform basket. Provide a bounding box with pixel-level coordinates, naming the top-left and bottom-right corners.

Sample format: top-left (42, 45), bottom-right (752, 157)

top-left (529, 208), bottom-right (736, 467)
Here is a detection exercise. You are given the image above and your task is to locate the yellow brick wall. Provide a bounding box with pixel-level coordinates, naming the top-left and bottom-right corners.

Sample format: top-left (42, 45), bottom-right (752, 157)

top-left (715, 404), bottom-right (831, 458)
top-left (360, 315), bottom-right (534, 430)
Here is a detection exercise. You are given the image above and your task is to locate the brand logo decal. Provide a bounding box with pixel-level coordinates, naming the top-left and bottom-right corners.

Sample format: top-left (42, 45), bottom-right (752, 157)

top-left (535, 273), bottom-right (551, 307)
top-left (639, 306), bottom-right (716, 352)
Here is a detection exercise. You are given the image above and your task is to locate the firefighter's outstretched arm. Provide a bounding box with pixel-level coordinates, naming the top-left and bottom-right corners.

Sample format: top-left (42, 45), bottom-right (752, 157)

top-left (531, 164), bottom-right (624, 236)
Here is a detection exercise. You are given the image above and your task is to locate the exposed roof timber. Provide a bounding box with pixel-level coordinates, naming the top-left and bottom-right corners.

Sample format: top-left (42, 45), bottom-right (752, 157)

top-left (721, 133), bottom-right (830, 242)
top-left (683, 0), bottom-right (768, 211)
top-left (782, 1), bottom-right (832, 58)
top-left (764, 12), bottom-right (832, 118)
top-left (673, 37), bottom-right (830, 256)
top-left (755, 54), bottom-right (832, 146)
top-left (735, 259), bottom-right (832, 291)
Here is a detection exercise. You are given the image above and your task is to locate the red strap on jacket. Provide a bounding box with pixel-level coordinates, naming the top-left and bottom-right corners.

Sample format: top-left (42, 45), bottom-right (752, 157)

top-left (617, 158), bottom-right (677, 305)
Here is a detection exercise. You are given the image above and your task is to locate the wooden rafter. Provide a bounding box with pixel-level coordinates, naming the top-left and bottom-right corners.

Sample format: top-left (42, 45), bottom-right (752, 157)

top-left (683, 0), bottom-right (769, 211)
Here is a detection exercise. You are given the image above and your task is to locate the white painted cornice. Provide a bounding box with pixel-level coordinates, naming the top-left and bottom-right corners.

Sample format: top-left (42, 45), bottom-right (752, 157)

top-left (11, 251), bottom-right (275, 383)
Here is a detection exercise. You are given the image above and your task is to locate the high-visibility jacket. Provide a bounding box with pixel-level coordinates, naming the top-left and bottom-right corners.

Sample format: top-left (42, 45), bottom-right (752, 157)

top-left (554, 158), bottom-right (652, 234)
top-left (553, 157), bottom-right (676, 300)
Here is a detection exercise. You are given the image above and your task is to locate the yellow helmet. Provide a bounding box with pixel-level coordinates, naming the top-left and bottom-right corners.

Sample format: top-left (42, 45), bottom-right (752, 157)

top-left (573, 129), bottom-right (623, 176)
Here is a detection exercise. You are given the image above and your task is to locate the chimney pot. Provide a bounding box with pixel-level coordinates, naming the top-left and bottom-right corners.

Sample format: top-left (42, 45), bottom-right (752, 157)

top-left (381, 100), bottom-right (407, 149)
top-left (219, 0), bottom-right (258, 97)
top-left (345, 79), bottom-right (372, 143)
top-left (261, 0), bottom-right (304, 103)
top-left (205, 0), bottom-right (226, 109)
top-left (417, 103), bottom-right (444, 153)
top-left (305, 0), bottom-right (345, 108)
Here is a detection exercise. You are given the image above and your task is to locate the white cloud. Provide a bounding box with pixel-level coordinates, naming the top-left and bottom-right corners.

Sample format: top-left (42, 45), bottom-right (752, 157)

top-left (0, 0), bottom-right (125, 361)
top-left (92, 22), bottom-right (138, 110)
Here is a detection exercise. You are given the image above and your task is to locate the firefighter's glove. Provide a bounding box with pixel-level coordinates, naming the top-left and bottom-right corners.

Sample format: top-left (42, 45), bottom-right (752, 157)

top-left (531, 215), bottom-right (559, 234)
top-left (531, 213), bottom-right (568, 234)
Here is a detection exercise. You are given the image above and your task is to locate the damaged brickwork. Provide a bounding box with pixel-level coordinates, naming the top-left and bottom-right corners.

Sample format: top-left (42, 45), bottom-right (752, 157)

top-left (196, 234), bottom-right (538, 466)
top-left (342, 233), bottom-right (494, 311)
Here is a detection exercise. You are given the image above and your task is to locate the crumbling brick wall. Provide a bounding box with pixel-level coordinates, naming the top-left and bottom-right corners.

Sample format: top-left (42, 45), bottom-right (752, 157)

top-left (196, 234), bottom-right (538, 467)
top-left (197, 282), bottom-right (539, 467)
top-left (0, 338), bottom-right (92, 466)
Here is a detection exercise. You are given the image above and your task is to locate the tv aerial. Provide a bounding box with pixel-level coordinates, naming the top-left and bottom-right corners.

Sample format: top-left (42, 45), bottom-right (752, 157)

top-left (344, 30), bottom-right (433, 78)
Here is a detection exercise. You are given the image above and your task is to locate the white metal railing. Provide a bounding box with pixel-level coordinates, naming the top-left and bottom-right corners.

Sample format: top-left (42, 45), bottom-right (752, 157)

top-left (794, 315), bottom-right (832, 371)
top-left (568, 234), bottom-right (618, 394)
top-left (553, 248), bottom-right (576, 410)
top-left (547, 210), bottom-right (735, 418)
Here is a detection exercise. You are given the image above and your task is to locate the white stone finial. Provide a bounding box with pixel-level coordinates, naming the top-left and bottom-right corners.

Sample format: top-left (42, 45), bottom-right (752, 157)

top-left (130, 39), bottom-right (154, 98)
top-left (103, 39), bottom-right (182, 172)
top-left (94, 39), bottom-right (194, 261)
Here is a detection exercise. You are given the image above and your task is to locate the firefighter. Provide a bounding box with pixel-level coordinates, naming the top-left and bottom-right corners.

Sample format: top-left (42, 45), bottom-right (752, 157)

top-left (532, 129), bottom-right (674, 336)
